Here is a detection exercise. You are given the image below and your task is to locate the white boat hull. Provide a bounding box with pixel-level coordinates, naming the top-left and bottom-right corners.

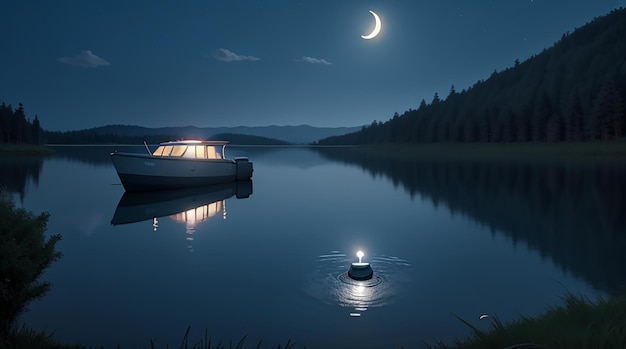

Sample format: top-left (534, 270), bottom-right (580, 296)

top-left (110, 152), bottom-right (252, 191)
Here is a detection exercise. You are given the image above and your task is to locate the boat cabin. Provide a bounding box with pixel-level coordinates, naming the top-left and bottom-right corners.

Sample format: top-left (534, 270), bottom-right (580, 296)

top-left (151, 141), bottom-right (227, 160)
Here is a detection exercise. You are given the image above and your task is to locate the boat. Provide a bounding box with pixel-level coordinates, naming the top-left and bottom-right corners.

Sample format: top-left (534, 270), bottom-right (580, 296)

top-left (110, 140), bottom-right (253, 192)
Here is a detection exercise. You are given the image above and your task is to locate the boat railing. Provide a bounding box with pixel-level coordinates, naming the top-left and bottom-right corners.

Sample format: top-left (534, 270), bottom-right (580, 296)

top-left (143, 141), bottom-right (152, 156)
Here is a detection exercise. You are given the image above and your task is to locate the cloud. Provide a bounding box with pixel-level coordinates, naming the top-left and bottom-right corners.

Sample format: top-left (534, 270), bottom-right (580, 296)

top-left (296, 56), bottom-right (333, 65)
top-left (214, 48), bottom-right (260, 62)
top-left (58, 50), bottom-right (111, 68)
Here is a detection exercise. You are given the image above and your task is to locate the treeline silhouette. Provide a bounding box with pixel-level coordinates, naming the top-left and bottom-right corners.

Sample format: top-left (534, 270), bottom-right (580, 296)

top-left (315, 147), bottom-right (626, 294)
top-left (0, 102), bottom-right (43, 145)
top-left (0, 102), bottom-right (170, 145)
top-left (318, 8), bottom-right (626, 145)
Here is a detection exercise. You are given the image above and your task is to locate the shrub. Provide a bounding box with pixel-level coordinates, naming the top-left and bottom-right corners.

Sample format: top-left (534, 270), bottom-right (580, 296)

top-left (0, 189), bottom-right (62, 339)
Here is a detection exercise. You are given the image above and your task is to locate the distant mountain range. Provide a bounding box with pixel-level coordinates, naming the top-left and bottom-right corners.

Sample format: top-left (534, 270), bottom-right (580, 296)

top-left (44, 124), bottom-right (362, 145)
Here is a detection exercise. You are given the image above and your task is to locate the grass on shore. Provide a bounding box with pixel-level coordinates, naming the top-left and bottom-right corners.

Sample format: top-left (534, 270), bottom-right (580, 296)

top-left (424, 293), bottom-right (626, 349)
top-left (1, 326), bottom-right (299, 349)
top-left (0, 143), bottom-right (54, 155)
top-left (1, 326), bottom-right (85, 349)
top-left (4, 293), bottom-right (625, 349)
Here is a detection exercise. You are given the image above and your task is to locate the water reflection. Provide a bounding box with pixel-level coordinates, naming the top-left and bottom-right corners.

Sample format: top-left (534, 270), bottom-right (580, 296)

top-left (0, 155), bottom-right (44, 201)
top-left (306, 251), bottom-right (411, 317)
top-left (314, 147), bottom-right (626, 294)
top-left (49, 145), bottom-right (124, 166)
top-left (111, 180), bottom-right (252, 234)
top-left (169, 196), bottom-right (226, 252)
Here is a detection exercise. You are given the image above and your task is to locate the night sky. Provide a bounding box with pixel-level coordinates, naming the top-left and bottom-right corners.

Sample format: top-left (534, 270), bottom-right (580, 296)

top-left (1, 0), bottom-right (623, 131)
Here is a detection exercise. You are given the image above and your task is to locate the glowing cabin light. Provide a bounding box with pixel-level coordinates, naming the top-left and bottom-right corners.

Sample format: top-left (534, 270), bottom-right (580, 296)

top-left (357, 250), bottom-right (364, 263)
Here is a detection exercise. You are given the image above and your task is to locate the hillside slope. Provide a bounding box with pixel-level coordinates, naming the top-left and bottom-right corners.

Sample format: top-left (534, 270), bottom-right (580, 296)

top-left (318, 7), bottom-right (626, 145)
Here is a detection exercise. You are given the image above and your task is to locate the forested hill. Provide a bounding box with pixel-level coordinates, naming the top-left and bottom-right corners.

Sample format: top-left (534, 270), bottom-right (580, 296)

top-left (317, 7), bottom-right (626, 145)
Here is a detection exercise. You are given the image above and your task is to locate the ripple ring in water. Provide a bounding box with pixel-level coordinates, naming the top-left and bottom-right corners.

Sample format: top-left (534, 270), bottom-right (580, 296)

top-left (304, 251), bottom-right (411, 312)
top-left (338, 271), bottom-right (383, 287)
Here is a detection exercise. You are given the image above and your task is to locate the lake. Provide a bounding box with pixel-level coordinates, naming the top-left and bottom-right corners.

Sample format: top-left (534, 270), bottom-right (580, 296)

top-left (3, 145), bottom-right (625, 349)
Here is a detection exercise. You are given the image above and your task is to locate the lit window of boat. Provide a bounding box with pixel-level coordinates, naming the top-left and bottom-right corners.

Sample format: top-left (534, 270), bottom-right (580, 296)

top-left (170, 145), bottom-right (187, 157)
top-left (196, 145), bottom-right (206, 159)
top-left (162, 145), bottom-right (173, 156)
top-left (153, 146), bottom-right (165, 156)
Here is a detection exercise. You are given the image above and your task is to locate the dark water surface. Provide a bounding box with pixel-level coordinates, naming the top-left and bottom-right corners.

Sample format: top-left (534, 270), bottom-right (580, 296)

top-left (3, 145), bottom-right (624, 349)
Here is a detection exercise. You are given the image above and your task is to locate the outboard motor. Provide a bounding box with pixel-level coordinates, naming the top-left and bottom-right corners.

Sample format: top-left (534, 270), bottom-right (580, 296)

top-left (234, 157), bottom-right (253, 180)
top-left (235, 180), bottom-right (253, 198)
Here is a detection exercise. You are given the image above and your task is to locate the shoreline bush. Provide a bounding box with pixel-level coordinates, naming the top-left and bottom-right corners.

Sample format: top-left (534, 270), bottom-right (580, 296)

top-left (0, 189), bottom-right (62, 341)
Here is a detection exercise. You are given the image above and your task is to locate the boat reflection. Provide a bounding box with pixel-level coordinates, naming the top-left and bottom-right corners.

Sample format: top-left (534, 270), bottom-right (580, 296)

top-left (110, 180), bottom-right (253, 230)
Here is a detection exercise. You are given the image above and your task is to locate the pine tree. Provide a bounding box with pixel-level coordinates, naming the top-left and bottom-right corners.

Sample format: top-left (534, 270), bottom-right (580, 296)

top-left (32, 115), bottom-right (41, 145)
top-left (431, 92), bottom-right (441, 105)
top-left (546, 113), bottom-right (565, 142)
top-left (418, 99), bottom-right (427, 110)
top-left (565, 92), bottom-right (584, 141)
top-left (502, 110), bottom-right (517, 142)
top-left (478, 110), bottom-right (492, 142)
top-left (0, 103), bottom-right (13, 143)
top-left (12, 103), bottom-right (27, 143)
top-left (516, 107), bottom-right (531, 142)
top-left (463, 118), bottom-right (478, 142)
top-left (590, 76), bottom-right (623, 140)
top-left (532, 92), bottom-right (552, 141)
top-left (447, 85), bottom-right (457, 99)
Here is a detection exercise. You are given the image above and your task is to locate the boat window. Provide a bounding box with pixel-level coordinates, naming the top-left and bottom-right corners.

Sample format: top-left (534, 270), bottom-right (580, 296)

top-left (182, 146), bottom-right (196, 158)
top-left (196, 145), bottom-right (206, 159)
top-left (153, 146), bottom-right (165, 156)
top-left (206, 146), bottom-right (223, 159)
top-left (171, 145), bottom-right (187, 157)
top-left (162, 145), bottom-right (173, 156)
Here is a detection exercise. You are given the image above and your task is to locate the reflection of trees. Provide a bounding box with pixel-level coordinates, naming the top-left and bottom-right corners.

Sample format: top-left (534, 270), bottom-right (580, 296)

top-left (0, 155), bottom-right (44, 202)
top-left (315, 147), bottom-right (626, 294)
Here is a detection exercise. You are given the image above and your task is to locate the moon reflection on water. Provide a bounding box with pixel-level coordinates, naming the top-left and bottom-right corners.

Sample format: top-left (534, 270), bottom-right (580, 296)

top-left (305, 251), bottom-right (411, 317)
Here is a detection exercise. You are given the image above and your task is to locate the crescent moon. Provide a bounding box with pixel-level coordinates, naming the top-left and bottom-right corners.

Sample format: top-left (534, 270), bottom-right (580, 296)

top-left (361, 10), bottom-right (382, 40)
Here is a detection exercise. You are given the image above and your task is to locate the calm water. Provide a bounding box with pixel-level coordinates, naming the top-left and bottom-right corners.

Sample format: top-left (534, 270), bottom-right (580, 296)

top-left (3, 145), bottom-right (625, 349)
